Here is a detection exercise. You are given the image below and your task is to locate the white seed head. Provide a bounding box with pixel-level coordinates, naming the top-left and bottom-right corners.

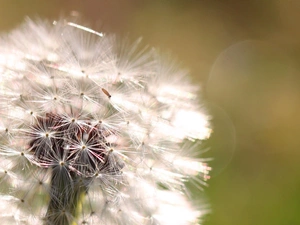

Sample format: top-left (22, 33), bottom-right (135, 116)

top-left (0, 18), bottom-right (212, 225)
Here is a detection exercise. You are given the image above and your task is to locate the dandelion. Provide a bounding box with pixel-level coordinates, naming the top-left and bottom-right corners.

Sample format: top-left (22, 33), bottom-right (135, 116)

top-left (0, 18), bottom-right (212, 225)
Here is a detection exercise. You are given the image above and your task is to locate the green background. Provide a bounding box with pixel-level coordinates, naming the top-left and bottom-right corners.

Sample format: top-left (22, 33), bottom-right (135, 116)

top-left (1, 1), bottom-right (299, 224)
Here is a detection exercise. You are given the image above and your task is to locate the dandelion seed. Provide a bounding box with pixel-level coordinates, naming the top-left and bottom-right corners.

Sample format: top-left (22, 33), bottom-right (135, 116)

top-left (0, 18), bottom-right (211, 225)
top-left (102, 88), bottom-right (112, 98)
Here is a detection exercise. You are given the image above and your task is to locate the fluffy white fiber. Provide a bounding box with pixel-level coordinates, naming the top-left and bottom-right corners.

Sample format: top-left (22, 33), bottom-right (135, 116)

top-left (0, 18), bottom-right (211, 225)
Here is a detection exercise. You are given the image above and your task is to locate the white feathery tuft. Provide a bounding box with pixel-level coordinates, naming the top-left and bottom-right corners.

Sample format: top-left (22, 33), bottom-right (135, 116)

top-left (0, 18), bottom-right (212, 225)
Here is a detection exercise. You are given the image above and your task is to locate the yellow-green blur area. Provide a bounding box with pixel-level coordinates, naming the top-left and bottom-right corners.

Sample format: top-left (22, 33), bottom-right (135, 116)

top-left (1, 1), bottom-right (299, 225)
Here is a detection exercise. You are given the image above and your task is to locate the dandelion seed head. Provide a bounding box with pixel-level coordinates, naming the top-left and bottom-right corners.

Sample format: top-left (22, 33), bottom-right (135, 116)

top-left (0, 18), bottom-right (211, 225)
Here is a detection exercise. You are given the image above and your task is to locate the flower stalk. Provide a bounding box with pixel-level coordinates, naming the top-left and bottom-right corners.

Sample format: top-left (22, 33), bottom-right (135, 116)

top-left (45, 171), bottom-right (87, 225)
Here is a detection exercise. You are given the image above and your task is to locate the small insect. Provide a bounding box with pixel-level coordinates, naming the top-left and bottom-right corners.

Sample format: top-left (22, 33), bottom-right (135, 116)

top-left (102, 88), bottom-right (111, 98)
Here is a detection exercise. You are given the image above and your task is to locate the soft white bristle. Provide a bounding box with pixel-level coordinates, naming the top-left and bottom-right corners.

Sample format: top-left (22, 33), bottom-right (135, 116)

top-left (0, 19), bottom-right (211, 225)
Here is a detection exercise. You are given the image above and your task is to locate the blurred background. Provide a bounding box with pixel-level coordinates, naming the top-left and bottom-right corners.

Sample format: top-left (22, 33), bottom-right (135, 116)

top-left (1, 0), bottom-right (299, 224)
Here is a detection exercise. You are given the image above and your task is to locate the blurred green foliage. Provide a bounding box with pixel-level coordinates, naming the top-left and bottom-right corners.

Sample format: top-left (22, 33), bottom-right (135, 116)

top-left (1, 1), bottom-right (299, 224)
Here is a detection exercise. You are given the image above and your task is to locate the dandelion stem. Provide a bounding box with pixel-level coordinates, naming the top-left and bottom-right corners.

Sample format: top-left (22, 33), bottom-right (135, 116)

top-left (45, 170), bottom-right (88, 225)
